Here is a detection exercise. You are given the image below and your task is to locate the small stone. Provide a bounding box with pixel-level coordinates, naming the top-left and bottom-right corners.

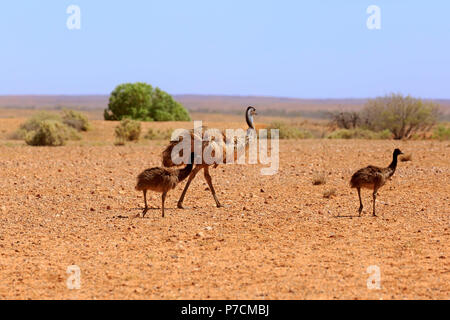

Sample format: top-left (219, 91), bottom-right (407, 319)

top-left (90, 207), bottom-right (95, 212)
top-left (195, 232), bottom-right (204, 238)
top-left (106, 205), bottom-right (111, 210)
top-left (205, 226), bottom-right (213, 231)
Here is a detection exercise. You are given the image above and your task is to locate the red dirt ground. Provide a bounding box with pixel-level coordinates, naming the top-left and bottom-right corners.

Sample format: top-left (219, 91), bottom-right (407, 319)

top-left (0, 131), bottom-right (448, 299)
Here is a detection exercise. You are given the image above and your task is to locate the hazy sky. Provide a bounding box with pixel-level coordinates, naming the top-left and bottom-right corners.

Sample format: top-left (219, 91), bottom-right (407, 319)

top-left (1, 1), bottom-right (449, 98)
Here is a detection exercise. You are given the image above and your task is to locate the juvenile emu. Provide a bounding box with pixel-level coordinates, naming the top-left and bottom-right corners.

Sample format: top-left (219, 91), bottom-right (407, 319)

top-left (350, 148), bottom-right (403, 217)
top-left (136, 152), bottom-right (195, 217)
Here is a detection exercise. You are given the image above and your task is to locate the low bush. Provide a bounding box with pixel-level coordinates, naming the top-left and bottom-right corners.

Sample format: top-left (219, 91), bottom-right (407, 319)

top-left (12, 112), bottom-right (62, 140)
top-left (25, 120), bottom-right (77, 146)
top-left (432, 124), bottom-right (450, 141)
top-left (327, 128), bottom-right (391, 140)
top-left (266, 121), bottom-right (313, 139)
top-left (115, 119), bottom-right (141, 144)
top-left (62, 109), bottom-right (91, 132)
top-left (12, 111), bottom-right (81, 144)
top-left (144, 128), bottom-right (174, 140)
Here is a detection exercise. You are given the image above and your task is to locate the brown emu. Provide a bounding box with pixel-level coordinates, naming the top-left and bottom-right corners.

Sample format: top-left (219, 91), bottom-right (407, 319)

top-left (161, 106), bottom-right (257, 209)
top-left (350, 148), bottom-right (404, 217)
top-left (136, 152), bottom-right (195, 217)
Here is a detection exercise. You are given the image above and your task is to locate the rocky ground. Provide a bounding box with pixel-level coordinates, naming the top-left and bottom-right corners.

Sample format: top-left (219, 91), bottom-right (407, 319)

top-left (0, 137), bottom-right (448, 299)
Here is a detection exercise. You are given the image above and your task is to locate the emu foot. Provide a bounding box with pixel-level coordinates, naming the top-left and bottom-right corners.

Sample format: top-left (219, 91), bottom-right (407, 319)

top-left (177, 203), bottom-right (189, 209)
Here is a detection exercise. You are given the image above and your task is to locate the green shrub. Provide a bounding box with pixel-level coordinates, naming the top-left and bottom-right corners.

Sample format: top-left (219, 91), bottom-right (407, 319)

top-left (104, 82), bottom-right (191, 121)
top-left (432, 124), bottom-right (450, 141)
top-left (62, 109), bottom-right (91, 131)
top-left (115, 119), bottom-right (141, 144)
top-left (266, 121), bottom-right (313, 139)
top-left (25, 120), bottom-right (76, 146)
top-left (144, 128), bottom-right (174, 140)
top-left (327, 128), bottom-right (391, 140)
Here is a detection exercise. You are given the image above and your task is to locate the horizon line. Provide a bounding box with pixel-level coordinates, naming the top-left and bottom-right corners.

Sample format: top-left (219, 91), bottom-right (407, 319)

top-left (1, 93), bottom-right (450, 101)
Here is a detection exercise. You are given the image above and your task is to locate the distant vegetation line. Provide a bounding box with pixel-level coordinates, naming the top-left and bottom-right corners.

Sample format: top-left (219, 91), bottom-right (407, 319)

top-left (192, 108), bottom-right (331, 119)
top-left (0, 94), bottom-right (449, 121)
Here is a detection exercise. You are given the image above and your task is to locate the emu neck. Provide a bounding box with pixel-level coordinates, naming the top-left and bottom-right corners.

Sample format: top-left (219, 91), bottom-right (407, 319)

top-left (246, 112), bottom-right (254, 129)
top-left (178, 161), bottom-right (194, 182)
top-left (388, 153), bottom-right (399, 176)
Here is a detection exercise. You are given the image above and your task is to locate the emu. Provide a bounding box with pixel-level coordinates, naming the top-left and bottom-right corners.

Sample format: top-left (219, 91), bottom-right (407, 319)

top-left (135, 152), bottom-right (195, 217)
top-left (350, 148), bottom-right (404, 217)
top-left (161, 106), bottom-right (257, 209)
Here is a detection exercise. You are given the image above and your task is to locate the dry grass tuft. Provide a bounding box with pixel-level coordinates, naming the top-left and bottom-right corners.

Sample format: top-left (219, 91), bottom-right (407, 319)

top-left (400, 154), bottom-right (412, 162)
top-left (312, 173), bottom-right (326, 185)
top-left (323, 188), bottom-right (337, 199)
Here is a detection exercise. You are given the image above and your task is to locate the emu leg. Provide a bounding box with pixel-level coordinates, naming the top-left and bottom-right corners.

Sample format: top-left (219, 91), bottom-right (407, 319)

top-left (177, 166), bottom-right (202, 209)
top-left (372, 189), bottom-right (378, 217)
top-left (142, 190), bottom-right (149, 217)
top-left (357, 187), bottom-right (363, 217)
top-left (204, 166), bottom-right (222, 208)
top-left (161, 192), bottom-right (167, 218)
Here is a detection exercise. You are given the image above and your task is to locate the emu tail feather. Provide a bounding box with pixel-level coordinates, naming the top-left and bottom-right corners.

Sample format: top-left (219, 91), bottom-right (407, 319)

top-left (349, 174), bottom-right (358, 188)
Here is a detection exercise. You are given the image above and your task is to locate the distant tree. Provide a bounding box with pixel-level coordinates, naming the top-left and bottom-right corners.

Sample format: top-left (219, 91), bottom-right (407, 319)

top-left (149, 88), bottom-right (191, 121)
top-left (329, 111), bottom-right (361, 129)
top-left (361, 93), bottom-right (440, 139)
top-left (104, 82), bottom-right (153, 121)
top-left (104, 82), bottom-right (190, 121)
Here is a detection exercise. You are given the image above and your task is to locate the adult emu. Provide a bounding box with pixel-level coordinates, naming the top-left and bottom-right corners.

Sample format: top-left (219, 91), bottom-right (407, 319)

top-left (161, 106), bottom-right (257, 209)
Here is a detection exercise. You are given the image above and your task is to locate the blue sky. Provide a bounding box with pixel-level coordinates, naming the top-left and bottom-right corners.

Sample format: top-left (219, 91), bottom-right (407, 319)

top-left (1, 1), bottom-right (449, 98)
